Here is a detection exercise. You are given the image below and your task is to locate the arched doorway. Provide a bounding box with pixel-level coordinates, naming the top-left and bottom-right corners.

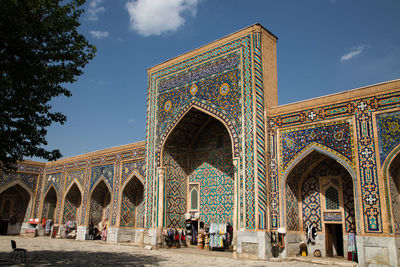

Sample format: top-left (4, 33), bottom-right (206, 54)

top-left (89, 180), bottom-right (111, 226)
top-left (42, 186), bottom-right (57, 221)
top-left (162, 107), bottom-right (235, 229)
top-left (0, 184), bottom-right (31, 235)
top-left (62, 183), bottom-right (82, 223)
top-left (387, 151), bottom-right (400, 234)
top-left (120, 176), bottom-right (144, 227)
top-left (285, 151), bottom-right (356, 257)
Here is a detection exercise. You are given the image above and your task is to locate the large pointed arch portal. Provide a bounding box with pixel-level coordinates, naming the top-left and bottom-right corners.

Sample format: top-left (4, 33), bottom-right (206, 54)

top-left (160, 107), bottom-right (236, 229)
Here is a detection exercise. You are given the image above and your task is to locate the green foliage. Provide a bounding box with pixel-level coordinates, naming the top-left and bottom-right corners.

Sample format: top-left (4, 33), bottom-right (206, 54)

top-left (0, 0), bottom-right (96, 171)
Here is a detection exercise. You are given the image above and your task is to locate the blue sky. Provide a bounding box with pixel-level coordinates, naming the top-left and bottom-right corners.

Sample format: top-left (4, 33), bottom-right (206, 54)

top-left (39, 0), bottom-right (400, 161)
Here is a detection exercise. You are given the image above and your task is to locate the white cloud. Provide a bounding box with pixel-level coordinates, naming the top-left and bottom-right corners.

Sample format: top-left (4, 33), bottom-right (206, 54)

top-left (125, 0), bottom-right (199, 37)
top-left (340, 45), bottom-right (367, 62)
top-left (87, 0), bottom-right (105, 21)
top-left (89, 30), bottom-right (109, 39)
top-left (128, 119), bottom-right (136, 124)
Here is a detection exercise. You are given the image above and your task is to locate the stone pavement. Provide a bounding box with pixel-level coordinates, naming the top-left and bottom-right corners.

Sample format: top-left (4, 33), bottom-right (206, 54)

top-left (0, 236), bottom-right (352, 266)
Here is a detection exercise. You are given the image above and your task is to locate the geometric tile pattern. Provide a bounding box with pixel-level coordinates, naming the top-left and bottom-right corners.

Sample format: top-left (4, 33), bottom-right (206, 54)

top-left (285, 154), bottom-right (356, 233)
top-left (253, 32), bottom-right (267, 230)
top-left (301, 170), bottom-right (322, 231)
top-left (285, 151), bottom-right (322, 231)
top-left (120, 176), bottom-right (144, 227)
top-left (188, 120), bottom-right (234, 225)
top-left (342, 171), bottom-right (356, 233)
top-left (164, 151), bottom-right (187, 228)
top-left (62, 183), bottom-right (81, 223)
top-left (376, 111), bottom-right (400, 165)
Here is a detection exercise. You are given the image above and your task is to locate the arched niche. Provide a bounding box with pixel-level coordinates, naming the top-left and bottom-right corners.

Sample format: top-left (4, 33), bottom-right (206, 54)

top-left (386, 149), bottom-right (400, 234)
top-left (62, 183), bottom-right (82, 223)
top-left (161, 107), bottom-right (235, 228)
top-left (120, 175), bottom-right (144, 227)
top-left (89, 179), bottom-right (111, 226)
top-left (283, 150), bottom-right (356, 257)
top-left (0, 183), bottom-right (32, 235)
top-left (284, 151), bottom-right (356, 232)
top-left (42, 186), bottom-right (57, 221)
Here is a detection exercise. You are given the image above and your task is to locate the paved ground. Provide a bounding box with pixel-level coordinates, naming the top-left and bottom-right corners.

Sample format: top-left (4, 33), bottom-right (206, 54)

top-left (0, 236), bottom-right (344, 266)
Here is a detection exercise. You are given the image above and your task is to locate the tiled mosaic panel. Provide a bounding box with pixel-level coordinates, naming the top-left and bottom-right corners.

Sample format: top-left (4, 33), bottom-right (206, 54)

top-left (121, 160), bottom-right (146, 186)
top-left (376, 111), bottom-right (400, 165)
top-left (66, 170), bottom-right (86, 189)
top-left (158, 66), bottom-right (240, 142)
top-left (111, 158), bottom-right (121, 226)
top-left (147, 34), bottom-right (255, 229)
top-left (44, 172), bottom-right (62, 195)
top-left (301, 159), bottom-right (355, 233)
top-left (120, 194), bottom-right (136, 227)
top-left (270, 91), bottom-right (400, 233)
top-left (0, 185), bottom-right (30, 223)
top-left (253, 32), bottom-right (267, 230)
top-left (120, 177), bottom-right (144, 227)
top-left (89, 180), bottom-right (111, 225)
top-left (164, 150), bottom-right (187, 228)
top-left (62, 183), bottom-right (81, 223)
top-left (355, 110), bottom-right (382, 232)
top-left (90, 164), bottom-right (114, 191)
top-left (342, 171), bottom-right (356, 233)
top-left (80, 164), bottom-right (91, 225)
top-left (0, 172), bottom-right (38, 193)
top-left (285, 151), bottom-right (322, 231)
top-left (281, 122), bottom-right (352, 170)
top-left (188, 120), bottom-right (234, 225)
top-left (33, 172), bottom-right (44, 218)
top-left (301, 171), bottom-right (322, 231)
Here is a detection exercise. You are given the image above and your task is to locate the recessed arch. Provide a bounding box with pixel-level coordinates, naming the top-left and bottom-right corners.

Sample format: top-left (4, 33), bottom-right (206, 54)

top-left (158, 101), bottom-right (239, 166)
top-left (119, 174), bottom-right (145, 228)
top-left (382, 143), bottom-right (400, 234)
top-left (90, 176), bottom-right (112, 195)
top-left (89, 178), bottom-right (111, 226)
top-left (62, 182), bottom-right (82, 223)
top-left (42, 185), bottom-right (58, 221)
top-left (0, 180), bottom-right (34, 199)
top-left (281, 144), bottom-right (360, 233)
top-left (161, 105), bottom-right (235, 228)
top-left (0, 181), bottom-right (33, 235)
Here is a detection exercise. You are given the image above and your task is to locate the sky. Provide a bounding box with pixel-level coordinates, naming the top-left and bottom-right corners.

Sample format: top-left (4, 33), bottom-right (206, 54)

top-left (37, 0), bottom-right (400, 161)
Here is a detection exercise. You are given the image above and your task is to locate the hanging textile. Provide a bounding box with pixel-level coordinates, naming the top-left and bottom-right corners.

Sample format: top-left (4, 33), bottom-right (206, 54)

top-left (209, 223), bottom-right (227, 249)
top-left (348, 233), bottom-right (357, 252)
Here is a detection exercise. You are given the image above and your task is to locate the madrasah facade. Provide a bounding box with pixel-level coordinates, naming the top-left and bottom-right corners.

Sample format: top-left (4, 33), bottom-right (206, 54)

top-left (1, 24), bottom-right (400, 266)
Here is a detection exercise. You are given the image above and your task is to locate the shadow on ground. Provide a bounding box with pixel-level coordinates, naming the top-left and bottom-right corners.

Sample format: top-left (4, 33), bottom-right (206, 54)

top-left (0, 250), bottom-right (165, 266)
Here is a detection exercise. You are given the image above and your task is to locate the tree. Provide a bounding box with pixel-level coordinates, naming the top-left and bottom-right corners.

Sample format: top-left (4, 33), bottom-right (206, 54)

top-left (0, 0), bottom-right (96, 171)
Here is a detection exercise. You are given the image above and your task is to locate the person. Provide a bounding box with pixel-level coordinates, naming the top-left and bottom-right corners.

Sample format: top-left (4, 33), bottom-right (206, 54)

top-left (88, 220), bottom-right (94, 240)
top-left (100, 219), bottom-right (108, 241)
